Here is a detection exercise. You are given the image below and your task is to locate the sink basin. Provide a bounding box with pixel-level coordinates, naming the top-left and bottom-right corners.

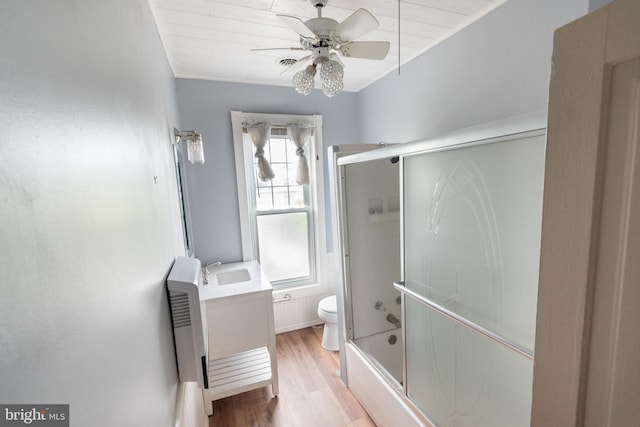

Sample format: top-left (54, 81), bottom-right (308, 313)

top-left (215, 268), bottom-right (251, 285)
top-left (200, 260), bottom-right (271, 300)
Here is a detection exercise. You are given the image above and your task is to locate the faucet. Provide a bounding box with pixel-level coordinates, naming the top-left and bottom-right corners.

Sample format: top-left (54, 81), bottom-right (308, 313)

top-left (202, 261), bottom-right (222, 284)
top-left (386, 313), bottom-right (402, 328)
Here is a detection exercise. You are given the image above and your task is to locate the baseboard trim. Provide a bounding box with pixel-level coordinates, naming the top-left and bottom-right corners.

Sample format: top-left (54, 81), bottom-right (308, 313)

top-left (275, 320), bottom-right (323, 334)
top-left (175, 381), bottom-right (208, 427)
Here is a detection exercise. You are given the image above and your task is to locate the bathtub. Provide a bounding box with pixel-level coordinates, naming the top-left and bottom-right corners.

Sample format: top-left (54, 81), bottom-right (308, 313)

top-left (346, 330), bottom-right (431, 427)
top-left (353, 329), bottom-right (403, 386)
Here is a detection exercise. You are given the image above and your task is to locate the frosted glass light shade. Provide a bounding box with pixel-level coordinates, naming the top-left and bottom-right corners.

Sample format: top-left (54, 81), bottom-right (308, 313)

top-left (187, 134), bottom-right (205, 164)
top-left (319, 60), bottom-right (344, 97)
top-left (293, 65), bottom-right (316, 95)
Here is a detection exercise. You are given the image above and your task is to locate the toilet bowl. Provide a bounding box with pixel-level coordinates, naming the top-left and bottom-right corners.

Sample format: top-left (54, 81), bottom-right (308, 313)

top-left (318, 295), bottom-right (339, 351)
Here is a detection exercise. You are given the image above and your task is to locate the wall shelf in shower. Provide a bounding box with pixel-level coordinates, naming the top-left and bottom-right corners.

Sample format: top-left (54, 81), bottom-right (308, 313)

top-left (369, 211), bottom-right (400, 223)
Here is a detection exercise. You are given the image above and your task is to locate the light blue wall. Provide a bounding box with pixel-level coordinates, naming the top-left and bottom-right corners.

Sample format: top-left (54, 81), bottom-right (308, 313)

top-left (357, 0), bottom-right (589, 144)
top-left (175, 79), bottom-right (359, 262)
top-left (0, 1), bottom-right (184, 426)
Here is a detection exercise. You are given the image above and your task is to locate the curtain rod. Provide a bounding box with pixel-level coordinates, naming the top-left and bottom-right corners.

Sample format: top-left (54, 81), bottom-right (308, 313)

top-left (241, 121), bottom-right (316, 128)
top-left (241, 123), bottom-right (316, 135)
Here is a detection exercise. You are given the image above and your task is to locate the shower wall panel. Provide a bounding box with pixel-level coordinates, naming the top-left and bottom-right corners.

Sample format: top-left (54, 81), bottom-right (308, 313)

top-left (344, 158), bottom-right (401, 341)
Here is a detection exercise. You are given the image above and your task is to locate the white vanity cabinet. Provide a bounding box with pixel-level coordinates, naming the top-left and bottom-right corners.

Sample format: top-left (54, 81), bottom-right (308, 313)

top-left (199, 261), bottom-right (278, 415)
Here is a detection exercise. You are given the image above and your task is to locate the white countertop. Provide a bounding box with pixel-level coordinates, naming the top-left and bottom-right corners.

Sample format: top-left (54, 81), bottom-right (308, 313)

top-left (199, 260), bottom-right (272, 300)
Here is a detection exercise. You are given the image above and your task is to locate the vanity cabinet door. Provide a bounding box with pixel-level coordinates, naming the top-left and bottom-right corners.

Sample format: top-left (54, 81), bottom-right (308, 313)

top-left (206, 290), bottom-right (273, 359)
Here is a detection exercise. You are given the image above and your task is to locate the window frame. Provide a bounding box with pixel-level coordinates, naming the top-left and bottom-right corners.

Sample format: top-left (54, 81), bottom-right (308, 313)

top-left (231, 111), bottom-right (326, 291)
top-left (248, 134), bottom-right (316, 286)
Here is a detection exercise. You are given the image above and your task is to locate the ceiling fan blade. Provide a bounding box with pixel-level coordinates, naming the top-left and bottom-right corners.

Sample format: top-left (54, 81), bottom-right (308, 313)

top-left (276, 14), bottom-right (317, 40)
top-left (334, 8), bottom-right (379, 42)
top-left (281, 55), bottom-right (311, 74)
top-left (340, 41), bottom-right (390, 60)
top-left (250, 47), bottom-right (306, 52)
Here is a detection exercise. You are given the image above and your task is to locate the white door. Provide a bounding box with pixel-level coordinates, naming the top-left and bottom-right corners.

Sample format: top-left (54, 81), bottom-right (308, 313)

top-left (532, 0), bottom-right (640, 425)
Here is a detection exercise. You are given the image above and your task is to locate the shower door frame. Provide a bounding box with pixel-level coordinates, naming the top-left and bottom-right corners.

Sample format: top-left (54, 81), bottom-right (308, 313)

top-left (328, 143), bottom-right (382, 384)
top-left (336, 152), bottom-right (404, 391)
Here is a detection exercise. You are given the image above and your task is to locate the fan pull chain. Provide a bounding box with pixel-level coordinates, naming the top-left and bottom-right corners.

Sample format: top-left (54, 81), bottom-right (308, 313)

top-left (398, 0), bottom-right (401, 75)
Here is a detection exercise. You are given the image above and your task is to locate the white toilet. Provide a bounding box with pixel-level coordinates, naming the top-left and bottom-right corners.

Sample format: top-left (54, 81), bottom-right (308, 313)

top-left (317, 295), bottom-right (339, 351)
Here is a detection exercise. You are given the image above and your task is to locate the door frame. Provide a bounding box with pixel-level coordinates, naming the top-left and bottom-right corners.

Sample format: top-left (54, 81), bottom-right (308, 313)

top-left (532, 0), bottom-right (640, 424)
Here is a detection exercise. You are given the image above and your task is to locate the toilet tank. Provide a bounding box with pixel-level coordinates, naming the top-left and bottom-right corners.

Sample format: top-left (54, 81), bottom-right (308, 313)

top-left (167, 256), bottom-right (208, 389)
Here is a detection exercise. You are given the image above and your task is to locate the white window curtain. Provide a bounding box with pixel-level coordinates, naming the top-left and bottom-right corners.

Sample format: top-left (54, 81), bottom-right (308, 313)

top-left (287, 124), bottom-right (313, 185)
top-left (247, 122), bottom-right (274, 182)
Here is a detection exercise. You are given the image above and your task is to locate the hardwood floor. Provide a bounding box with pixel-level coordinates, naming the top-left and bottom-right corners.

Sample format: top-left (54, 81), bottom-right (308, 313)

top-left (209, 326), bottom-right (376, 427)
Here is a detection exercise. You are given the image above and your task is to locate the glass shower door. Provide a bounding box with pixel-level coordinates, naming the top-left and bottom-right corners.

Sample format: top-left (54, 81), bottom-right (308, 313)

top-left (400, 132), bottom-right (545, 426)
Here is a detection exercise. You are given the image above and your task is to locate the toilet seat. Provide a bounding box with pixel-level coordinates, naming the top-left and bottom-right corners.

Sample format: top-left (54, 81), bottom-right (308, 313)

top-left (318, 295), bottom-right (338, 323)
top-left (318, 295), bottom-right (337, 314)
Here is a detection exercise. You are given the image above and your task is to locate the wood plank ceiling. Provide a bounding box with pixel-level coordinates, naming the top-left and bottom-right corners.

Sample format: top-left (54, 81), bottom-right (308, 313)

top-left (148, 0), bottom-right (508, 92)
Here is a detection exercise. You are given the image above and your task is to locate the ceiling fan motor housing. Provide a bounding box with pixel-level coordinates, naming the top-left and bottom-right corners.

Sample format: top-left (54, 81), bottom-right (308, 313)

top-left (311, 46), bottom-right (331, 64)
top-left (267, 0), bottom-right (389, 96)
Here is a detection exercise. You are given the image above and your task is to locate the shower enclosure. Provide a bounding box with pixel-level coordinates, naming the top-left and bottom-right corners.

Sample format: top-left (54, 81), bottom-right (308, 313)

top-left (332, 120), bottom-right (546, 427)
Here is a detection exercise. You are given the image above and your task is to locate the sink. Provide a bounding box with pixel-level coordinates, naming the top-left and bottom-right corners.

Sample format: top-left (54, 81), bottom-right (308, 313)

top-left (215, 268), bottom-right (251, 285)
top-left (200, 260), bottom-right (271, 299)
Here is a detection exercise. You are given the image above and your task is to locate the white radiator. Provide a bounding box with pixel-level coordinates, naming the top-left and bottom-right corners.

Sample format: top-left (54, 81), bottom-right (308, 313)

top-left (167, 256), bottom-right (208, 389)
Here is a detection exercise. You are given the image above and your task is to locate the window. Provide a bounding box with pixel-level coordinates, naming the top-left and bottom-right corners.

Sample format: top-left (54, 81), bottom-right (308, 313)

top-left (231, 112), bottom-right (325, 290)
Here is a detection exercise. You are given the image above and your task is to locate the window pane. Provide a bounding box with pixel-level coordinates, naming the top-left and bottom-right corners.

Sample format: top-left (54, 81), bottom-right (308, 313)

top-left (255, 188), bottom-right (273, 210)
top-left (289, 186), bottom-right (306, 208)
top-left (256, 176), bottom-right (272, 188)
top-left (270, 163), bottom-right (290, 187)
top-left (268, 138), bottom-right (288, 163)
top-left (271, 186), bottom-right (292, 210)
top-left (286, 139), bottom-right (298, 159)
top-left (256, 212), bottom-right (310, 282)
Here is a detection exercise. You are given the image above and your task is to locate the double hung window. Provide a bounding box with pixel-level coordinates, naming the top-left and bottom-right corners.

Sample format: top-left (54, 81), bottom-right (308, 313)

top-left (231, 112), bottom-right (324, 290)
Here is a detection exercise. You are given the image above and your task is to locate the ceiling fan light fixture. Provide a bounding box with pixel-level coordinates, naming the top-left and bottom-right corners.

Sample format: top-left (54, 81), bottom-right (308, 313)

top-left (268, 0), bottom-right (386, 98)
top-left (293, 64), bottom-right (317, 95)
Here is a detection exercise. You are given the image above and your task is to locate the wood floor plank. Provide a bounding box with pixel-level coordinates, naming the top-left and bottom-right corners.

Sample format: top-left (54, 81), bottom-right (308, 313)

top-left (209, 327), bottom-right (376, 427)
top-left (300, 328), bottom-right (373, 423)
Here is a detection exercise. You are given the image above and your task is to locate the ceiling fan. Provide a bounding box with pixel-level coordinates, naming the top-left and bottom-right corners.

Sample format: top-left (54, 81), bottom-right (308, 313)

top-left (254, 0), bottom-right (390, 97)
